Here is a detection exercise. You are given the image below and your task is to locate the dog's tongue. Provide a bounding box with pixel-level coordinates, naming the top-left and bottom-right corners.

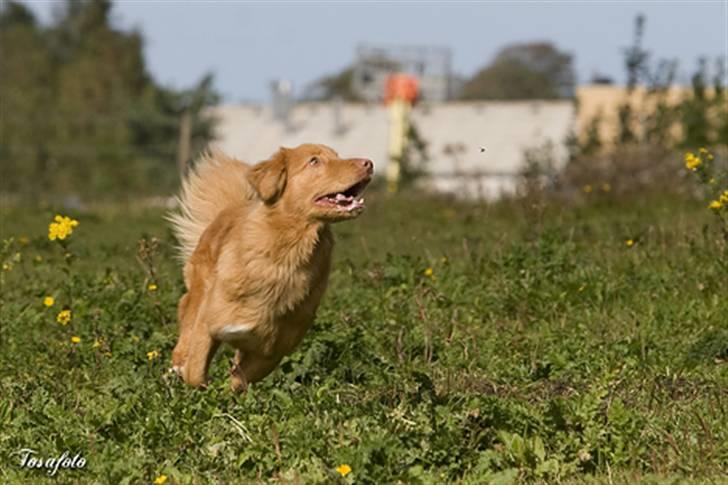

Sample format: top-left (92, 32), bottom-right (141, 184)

top-left (331, 192), bottom-right (363, 211)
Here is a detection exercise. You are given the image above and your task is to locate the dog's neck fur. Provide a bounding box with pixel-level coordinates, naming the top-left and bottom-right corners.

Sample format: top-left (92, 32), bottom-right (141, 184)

top-left (253, 202), bottom-right (332, 270)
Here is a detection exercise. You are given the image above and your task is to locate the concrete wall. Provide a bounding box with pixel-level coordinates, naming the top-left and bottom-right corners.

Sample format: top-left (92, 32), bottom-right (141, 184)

top-left (209, 100), bottom-right (575, 199)
top-left (410, 102), bottom-right (574, 198)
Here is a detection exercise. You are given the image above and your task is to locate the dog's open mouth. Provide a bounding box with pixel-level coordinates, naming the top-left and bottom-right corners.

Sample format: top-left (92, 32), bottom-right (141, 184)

top-left (315, 178), bottom-right (370, 211)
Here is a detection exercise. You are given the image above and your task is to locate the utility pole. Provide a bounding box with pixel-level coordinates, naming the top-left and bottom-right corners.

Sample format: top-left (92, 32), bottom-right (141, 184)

top-left (385, 74), bottom-right (419, 193)
top-left (177, 110), bottom-right (192, 177)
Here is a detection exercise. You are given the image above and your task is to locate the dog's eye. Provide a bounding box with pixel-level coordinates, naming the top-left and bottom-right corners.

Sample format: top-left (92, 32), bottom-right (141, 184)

top-left (309, 157), bottom-right (319, 166)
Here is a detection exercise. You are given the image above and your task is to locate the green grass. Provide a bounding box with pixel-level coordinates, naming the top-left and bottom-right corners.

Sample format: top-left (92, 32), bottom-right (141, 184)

top-left (1, 191), bottom-right (727, 484)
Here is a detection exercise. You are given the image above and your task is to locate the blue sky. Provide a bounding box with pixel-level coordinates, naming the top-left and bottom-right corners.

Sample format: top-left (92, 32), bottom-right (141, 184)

top-left (27, 1), bottom-right (728, 102)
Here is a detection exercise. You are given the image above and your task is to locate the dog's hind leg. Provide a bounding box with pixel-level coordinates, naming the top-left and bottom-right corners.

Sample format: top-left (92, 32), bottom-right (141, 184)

top-left (229, 352), bottom-right (282, 393)
top-left (229, 349), bottom-right (248, 393)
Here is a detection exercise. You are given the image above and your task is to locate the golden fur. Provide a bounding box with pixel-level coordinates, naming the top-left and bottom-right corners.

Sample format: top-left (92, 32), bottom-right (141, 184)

top-left (167, 144), bottom-right (373, 391)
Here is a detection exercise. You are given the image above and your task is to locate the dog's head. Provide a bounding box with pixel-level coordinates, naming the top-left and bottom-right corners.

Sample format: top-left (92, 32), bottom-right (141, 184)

top-left (247, 144), bottom-right (373, 222)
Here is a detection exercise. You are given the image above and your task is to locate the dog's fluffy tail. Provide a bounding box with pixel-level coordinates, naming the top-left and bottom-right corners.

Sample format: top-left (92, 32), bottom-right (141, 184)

top-left (167, 150), bottom-right (250, 263)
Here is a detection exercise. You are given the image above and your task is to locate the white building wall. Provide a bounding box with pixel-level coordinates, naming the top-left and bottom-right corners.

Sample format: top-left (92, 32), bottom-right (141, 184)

top-left (208, 101), bottom-right (575, 199)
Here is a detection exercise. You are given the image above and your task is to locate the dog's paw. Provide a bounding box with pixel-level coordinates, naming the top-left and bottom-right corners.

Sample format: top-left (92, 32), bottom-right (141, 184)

top-left (230, 376), bottom-right (248, 394)
top-left (168, 365), bottom-right (185, 376)
top-left (229, 363), bottom-right (248, 394)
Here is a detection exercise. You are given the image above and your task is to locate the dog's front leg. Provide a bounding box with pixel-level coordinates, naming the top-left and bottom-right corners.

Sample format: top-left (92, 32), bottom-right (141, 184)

top-left (172, 292), bottom-right (193, 373)
top-left (182, 325), bottom-right (220, 388)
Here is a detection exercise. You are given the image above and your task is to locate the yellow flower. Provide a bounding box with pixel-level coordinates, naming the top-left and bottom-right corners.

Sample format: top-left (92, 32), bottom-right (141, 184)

top-left (684, 152), bottom-right (701, 171)
top-left (601, 183), bottom-right (611, 193)
top-left (43, 296), bottom-right (55, 307)
top-left (147, 283), bottom-right (158, 292)
top-left (48, 214), bottom-right (79, 241)
top-left (154, 475), bottom-right (168, 485)
top-left (625, 239), bottom-right (635, 247)
top-left (147, 350), bottom-right (160, 361)
top-left (336, 464), bottom-right (352, 477)
top-left (720, 190), bottom-right (728, 204)
top-left (2, 262), bottom-right (11, 271)
top-left (70, 336), bottom-right (81, 344)
top-left (57, 309), bottom-right (72, 325)
top-left (708, 200), bottom-right (722, 211)
top-left (424, 267), bottom-right (434, 278)
top-left (93, 338), bottom-right (103, 349)
top-left (582, 184), bottom-right (593, 193)
top-left (698, 147), bottom-right (714, 160)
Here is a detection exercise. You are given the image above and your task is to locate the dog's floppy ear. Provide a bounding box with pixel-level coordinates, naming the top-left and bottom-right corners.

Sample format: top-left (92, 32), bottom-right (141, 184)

top-left (248, 148), bottom-right (288, 204)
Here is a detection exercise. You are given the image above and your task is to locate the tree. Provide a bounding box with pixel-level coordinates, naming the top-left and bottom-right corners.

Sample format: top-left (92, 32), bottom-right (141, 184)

top-left (0, 0), bottom-right (219, 200)
top-left (0, 0), bottom-right (35, 28)
top-left (0, 1), bottom-right (55, 193)
top-left (622, 14), bottom-right (649, 91)
top-left (301, 67), bottom-right (363, 102)
top-left (459, 42), bottom-right (575, 100)
top-left (679, 58), bottom-right (711, 148)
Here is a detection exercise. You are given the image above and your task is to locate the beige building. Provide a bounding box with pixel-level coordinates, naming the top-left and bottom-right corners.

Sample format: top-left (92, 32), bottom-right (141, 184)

top-left (576, 85), bottom-right (718, 147)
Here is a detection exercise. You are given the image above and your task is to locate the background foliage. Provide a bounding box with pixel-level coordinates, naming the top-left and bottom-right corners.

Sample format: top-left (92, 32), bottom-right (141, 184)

top-left (459, 42), bottom-right (575, 100)
top-left (0, 0), bottom-right (219, 201)
top-left (591, 14), bottom-right (726, 153)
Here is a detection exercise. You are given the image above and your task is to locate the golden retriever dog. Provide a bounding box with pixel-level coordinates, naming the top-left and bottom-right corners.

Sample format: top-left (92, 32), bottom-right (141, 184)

top-left (167, 144), bottom-right (373, 392)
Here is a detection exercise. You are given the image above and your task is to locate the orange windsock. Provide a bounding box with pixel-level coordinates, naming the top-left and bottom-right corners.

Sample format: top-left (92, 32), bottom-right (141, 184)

top-left (384, 74), bottom-right (419, 104)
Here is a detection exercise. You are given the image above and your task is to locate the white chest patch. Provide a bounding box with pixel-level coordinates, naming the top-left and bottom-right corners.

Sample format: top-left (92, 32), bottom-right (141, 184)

top-left (217, 323), bottom-right (257, 342)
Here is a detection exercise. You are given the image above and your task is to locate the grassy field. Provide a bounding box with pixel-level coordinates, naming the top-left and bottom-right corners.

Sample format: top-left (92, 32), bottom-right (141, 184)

top-left (1, 191), bottom-right (727, 484)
